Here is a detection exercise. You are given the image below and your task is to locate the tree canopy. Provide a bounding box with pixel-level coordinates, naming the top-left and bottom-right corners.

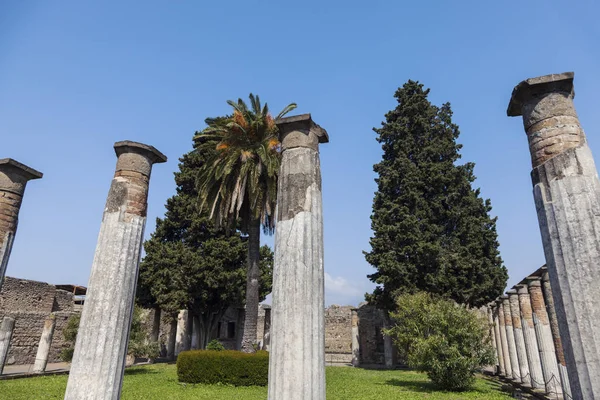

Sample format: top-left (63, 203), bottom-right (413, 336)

top-left (137, 143), bottom-right (273, 347)
top-left (365, 81), bottom-right (508, 309)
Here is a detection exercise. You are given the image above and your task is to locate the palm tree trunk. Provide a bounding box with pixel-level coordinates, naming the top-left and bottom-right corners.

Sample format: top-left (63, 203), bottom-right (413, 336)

top-left (241, 218), bottom-right (261, 352)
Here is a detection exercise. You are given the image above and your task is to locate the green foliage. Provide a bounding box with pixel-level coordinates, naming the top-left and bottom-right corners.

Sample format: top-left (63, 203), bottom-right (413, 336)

top-left (385, 292), bottom-right (496, 391)
top-left (127, 305), bottom-right (160, 359)
top-left (365, 81), bottom-right (508, 309)
top-left (193, 94), bottom-right (296, 234)
top-left (59, 314), bottom-right (80, 362)
top-left (177, 350), bottom-right (269, 386)
top-left (137, 143), bottom-right (274, 347)
top-left (206, 339), bottom-right (225, 351)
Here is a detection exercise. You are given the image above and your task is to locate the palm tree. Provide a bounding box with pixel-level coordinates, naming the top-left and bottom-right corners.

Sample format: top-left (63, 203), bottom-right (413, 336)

top-left (193, 94), bottom-right (296, 352)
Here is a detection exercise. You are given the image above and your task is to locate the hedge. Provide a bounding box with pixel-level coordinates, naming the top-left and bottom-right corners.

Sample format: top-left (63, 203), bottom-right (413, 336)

top-left (177, 350), bottom-right (269, 386)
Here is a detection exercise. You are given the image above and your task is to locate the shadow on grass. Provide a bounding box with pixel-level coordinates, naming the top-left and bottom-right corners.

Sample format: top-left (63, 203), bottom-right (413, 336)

top-left (124, 368), bottom-right (160, 376)
top-left (386, 375), bottom-right (505, 395)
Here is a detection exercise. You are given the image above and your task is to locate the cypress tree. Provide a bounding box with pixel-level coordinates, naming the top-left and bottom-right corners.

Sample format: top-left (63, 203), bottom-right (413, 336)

top-left (365, 81), bottom-right (508, 310)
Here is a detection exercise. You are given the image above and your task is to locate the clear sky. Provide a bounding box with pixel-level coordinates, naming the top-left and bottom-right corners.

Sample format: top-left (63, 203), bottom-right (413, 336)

top-left (2, 1), bottom-right (599, 306)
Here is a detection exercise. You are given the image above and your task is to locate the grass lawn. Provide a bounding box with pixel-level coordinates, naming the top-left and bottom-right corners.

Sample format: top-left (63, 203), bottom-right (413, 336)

top-left (0, 364), bottom-right (511, 399)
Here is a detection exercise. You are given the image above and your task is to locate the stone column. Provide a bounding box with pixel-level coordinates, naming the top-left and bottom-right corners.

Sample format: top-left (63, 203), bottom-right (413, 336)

top-left (383, 313), bottom-right (395, 368)
top-left (503, 296), bottom-right (521, 382)
top-left (33, 314), bottom-right (56, 373)
top-left (175, 310), bottom-right (190, 356)
top-left (191, 315), bottom-right (200, 350)
top-left (150, 307), bottom-right (161, 343)
top-left (487, 306), bottom-right (498, 370)
top-left (528, 277), bottom-right (563, 396)
top-left (497, 301), bottom-right (513, 379)
top-left (351, 308), bottom-right (360, 367)
top-left (508, 72), bottom-right (600, 399)
top-left (0, 159), bottom-right (42, 290)
top-left (268, 114), bottom-right (328, 400)
top-left (509, 290), bottom-right (530, 385)
top-left (541, 271), bottom-right (572, 397)
top-left (64, 141), bottom-right (166, 400)
top-left (166, 319), bottom-right (177, 360)
top-left (491, 304), bottom-right (506, 376)
top-left (517, 285), bottom-right (544, 390)
top-left (262, 306), bottom-right (271, 351)
top-left (0, 316), bottom-right (15, 375)
top-left (236, 309), bottom-right (245, 351)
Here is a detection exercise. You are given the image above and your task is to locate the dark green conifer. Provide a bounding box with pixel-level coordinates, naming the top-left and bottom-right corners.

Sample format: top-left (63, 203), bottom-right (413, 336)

top-left (365, 81), bottom-right (507, 310)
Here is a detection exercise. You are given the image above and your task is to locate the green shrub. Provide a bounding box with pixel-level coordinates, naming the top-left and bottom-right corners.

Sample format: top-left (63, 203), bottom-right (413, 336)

top-left (206, 339), bottom-right (225, 351)
top-left (128, 305), bottom-right (160, 359)
top-left (60, 314), bottom-right (81, 362)
top-left (385, 292), bottom-right (495, 391)
top-left (177, 350), bottom-right (269, 386)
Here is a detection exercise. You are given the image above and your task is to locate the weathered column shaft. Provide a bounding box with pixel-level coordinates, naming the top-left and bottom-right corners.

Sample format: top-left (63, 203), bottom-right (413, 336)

top-left (191, 315), bottom-right (200, 350)
top-left (541, 271), bottom-right (572, 397)
top-left (492, 305), bottom-right (506, 376)
top-left (64, 141), bottom-right (166, 400)
top-left (175, 310), bottom-right (191, 356)
top-left (0, 159), bottom-right (42, 290)
top-left (528, 278), bottom-right (563, 395)
top-left (262, 307), bottom-right (271, 351)
top-left (33, 314), bottom-right (56, 373)
top-left (517, 286), bottom-right (544, 389)
top-left (383, 313), bottom-right (395, 368)
top-left (508, 72), bottom-right (600, 399)
top-left (509, 291), bottom-right (530, 385)
top-left (487, 307), bottom-right (499, 370)
top-left (0, 316), bottom-right (15, 375)
top-left (351, 309), bottom-right (360, 367)
top-left (497, 302), bottom-right (513, 379)
top-left (268, 114), bottom-right (328, 400)
top-left (150, 307), bottom-right (161, 343)
top-left (503, 297), bottom-right (521, 381)
top-left (166, 319), bottom-right (177, 360)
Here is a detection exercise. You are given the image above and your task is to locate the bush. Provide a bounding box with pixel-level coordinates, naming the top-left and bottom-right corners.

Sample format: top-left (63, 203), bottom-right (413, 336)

top-left (177, 350), bottom-right (269, 386)
top-left (385, 292), bottom-right (495, 391)
top-left (60, 314), bottom-right (81, 362)
top-left (206, 339), bottom-right (225, 351)
top-left (128, 305), bottom-right (160, 359)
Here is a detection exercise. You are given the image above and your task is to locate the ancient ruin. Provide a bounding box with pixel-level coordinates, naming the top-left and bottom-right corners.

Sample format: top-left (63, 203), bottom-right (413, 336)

top-left (64, 141), bottom-right (166, 400)
top-left (0, 159), bottom-right (42, 290)
top-left (268, 114), bottom-right (328, 400)
top-left (508, 72), bottom-right (600, 399)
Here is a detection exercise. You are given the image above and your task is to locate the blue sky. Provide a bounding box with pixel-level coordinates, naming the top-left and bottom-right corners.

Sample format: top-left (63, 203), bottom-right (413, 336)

top-left (2, 1), bottom-right (599, 306)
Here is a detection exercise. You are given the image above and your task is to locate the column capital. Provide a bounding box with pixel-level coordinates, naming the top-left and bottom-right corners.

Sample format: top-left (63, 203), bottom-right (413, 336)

top-left (276, 114), bottom-right (329, 151)
top-left (114, 141), bottom-right (167, 177)
top-left (0, 159), bottom-right (43, 195)
top-left (516, 285), bottom-right (529, 295)
top-left (526, 277), bottom-right (542, 287)
top-left (507, 72), bottom-right (574, 117)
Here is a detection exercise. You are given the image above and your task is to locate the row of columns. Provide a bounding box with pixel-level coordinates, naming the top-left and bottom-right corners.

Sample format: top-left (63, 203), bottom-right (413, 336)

top-left (0, 314), bottom-right (57, 375)
top-left (488, 268), bottom-right (570, 397)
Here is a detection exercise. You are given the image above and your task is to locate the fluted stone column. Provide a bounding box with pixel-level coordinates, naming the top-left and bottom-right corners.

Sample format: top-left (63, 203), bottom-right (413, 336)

top-left (150, 307), bottom-right (161, 343)
top-left (541, 271), bottom-right (572, 397)
top-left (175, 310), bottom-right (191, 356)
top-left (503, 296), bottom-right (521, 382)
top-left (262, 306), bottom-right (271, 351)
top-left (508, 72), bottom-right (600, 399)
top-left (509, 290), bottom-right (530, 385)
top-left (166, 319), bottom-right (177, 360)
top-left (528, 277), bottom-right (563, 396)
top-left (33, 314), bottom-right (56, 373)
top-left (351, 308), bottom-right (360, 367)
top-left (0, 159), bottom-right (42, 290)
top-left (191, 315), bottom-right (200, 350)
top-left (492, 304), bottom-right (506, 376)
top-left (0, 316), bottom-right (15, 375)
top-left (64, 141), bottom-right (166, 400)
top-left (487, 306), bottom-right (498, 368)
top-left (497, 301), bottom-right (513, 379)
top-left (517, 285), bottom-right (544, 390)
top-left (268, 114), bottom-right (328, 400)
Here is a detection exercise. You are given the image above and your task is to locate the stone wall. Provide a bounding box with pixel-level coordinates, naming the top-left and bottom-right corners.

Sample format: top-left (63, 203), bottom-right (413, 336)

top-left (325, 305), bottom-right (353, 364)
top-left (357, 303), bottom-right (386, 365)
top-left (0, 277), bottom-right (80, 365)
